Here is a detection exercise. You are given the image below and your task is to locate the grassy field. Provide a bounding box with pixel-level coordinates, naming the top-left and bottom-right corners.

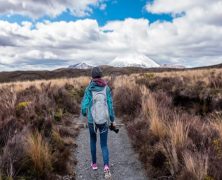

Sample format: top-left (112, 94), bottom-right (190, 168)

top-left (113, 68), bottom-right (222, 179)
top-left (0, 77), bottom-right (89, 179)
top-left (0, 68), bottom-right (221, 179)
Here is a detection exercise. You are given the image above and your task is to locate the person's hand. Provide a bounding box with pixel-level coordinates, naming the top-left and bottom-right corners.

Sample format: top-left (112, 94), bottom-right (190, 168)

top-left (110, 122), bottom-right (116, 128)
top-left (109, 121), bottom-right (119, 133)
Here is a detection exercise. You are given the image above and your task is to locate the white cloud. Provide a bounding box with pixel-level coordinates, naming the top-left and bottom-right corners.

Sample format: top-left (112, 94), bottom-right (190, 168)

top-left (146, 0), bottom-right (222, 25)
top-left (146, 0), bottom-right (216, 14)
top-left (0, 0), bottom-right (105, 18)
top-left (0, 0), bottom-right (222, 71)
top-left (144, 0), bottom-right (222, 66)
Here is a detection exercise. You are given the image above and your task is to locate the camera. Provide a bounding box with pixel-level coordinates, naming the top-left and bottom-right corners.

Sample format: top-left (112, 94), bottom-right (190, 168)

top-left (109, 123), bottom-right (119, 134)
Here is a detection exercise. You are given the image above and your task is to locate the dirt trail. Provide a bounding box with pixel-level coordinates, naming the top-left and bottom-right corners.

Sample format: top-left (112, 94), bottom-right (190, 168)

top-left (75, 119), bottom-right (147, 180)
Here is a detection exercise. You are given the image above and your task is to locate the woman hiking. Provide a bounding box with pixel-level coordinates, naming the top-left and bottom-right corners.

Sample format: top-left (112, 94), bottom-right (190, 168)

top-left (81, 66), bottom-right (115, 178)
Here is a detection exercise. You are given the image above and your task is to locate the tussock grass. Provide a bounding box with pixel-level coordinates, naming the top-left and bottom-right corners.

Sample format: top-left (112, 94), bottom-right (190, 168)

top-left (0, 77), bottom-right (83, 178)
top-left (113, 76), bottom-right (142, 117)
top-left (51, 128), bottom-right (64, 147)
top-left (211, 113), bottom-right (222, 139)
top-left (162, 141), bottom-right (179, 175)
top-left (26, 132), bottom-right (52, 175)
top-left (154, 68), bottom-right (222, 86)
top-left (140, 85), bottom-right (150, 119)
top-left (0, 88), bottom-right (17, 116)
top-left (183, 151), bottom-right (208, 180)
top-left (146, 92), bottom-right (167, 139)
top-left (168, 117), bottom-right (190, 148)
top-left (114, 68), bottom-right (222, 179)
top-left (0, 76), bottom-right (90, 92)
top-left (113, 75), bottom-right (136, 88)
top-left (0, 68), bottom-right (221, 179)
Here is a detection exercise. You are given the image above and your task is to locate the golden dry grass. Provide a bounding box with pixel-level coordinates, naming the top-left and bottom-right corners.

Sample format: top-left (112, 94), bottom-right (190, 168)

top-left (0, 76), bottom-right (90, 92)
top-left (168, 117), bottom-right (190, 148)
top-left (113, 75), bottom-right (136, 89)
top-left (0, 87), bottom-right (17, 112)
top-left (162, 142), bottom-right (179, 175)
top-left (1, 68), bottom-right (220, 92)
top-left (0, 76), bottom-right (86, 178)
top-left (152, 68), bottom-right (222, 85)
top-left (183, 151), bottom-right (208, 180)
top-left (155, 68), bottom-right (219, 77)
top-left (145, 92), bottom-right (167, 139)
top-left (110, 69), bottom-right (221, 178)
top-left (51, 128), bottom-right (64, 147)
top-left (26, 132), bottom-right (52, 174)
top-left (0, 67), bottom-right (220, 178)
top-left (140, 85), bottom-right (150, 119)
top-left (211, 113), bottom-right (222, 139)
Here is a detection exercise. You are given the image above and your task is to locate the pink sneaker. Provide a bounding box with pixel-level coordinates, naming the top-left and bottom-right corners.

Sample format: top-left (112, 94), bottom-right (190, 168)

top-left (91, 163), bottom-right (98, 170)
top-left (104, 165), bottom-right (111, 179)
top-left (104, 165), bottom-right (109, 171)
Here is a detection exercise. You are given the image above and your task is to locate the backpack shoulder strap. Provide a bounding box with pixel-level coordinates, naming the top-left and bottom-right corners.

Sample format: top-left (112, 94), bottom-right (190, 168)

top-left (92, 86), bottom-right (107, 100)
top-left (102, 86), bottom-right (107, 94)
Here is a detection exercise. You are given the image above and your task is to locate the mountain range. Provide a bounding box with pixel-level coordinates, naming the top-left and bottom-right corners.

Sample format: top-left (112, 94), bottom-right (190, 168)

top-left (69, 54), bottom-right (185, 69)
top-left (69, 63), bottom-right (92, 69)
top-left (109, 54), bottom-right (160, 68)
top-left (0, 63), bottom-right (221, 83)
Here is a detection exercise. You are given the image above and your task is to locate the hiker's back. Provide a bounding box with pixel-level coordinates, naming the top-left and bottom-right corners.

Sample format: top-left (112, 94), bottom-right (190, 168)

top-left (91, 86), bottom-right (109, 124)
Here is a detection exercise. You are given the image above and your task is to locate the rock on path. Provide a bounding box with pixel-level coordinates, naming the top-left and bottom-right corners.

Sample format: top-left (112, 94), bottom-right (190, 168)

top-left (75, 119), bottom-right (148, 180)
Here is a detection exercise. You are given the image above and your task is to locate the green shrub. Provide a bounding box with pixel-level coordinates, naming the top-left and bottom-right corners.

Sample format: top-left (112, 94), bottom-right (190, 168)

top-left (16, 101), bottom-right (30, 110)
top-left (51, 129), bottom-right (64, 148)
top-left (54, 108), bottom-right (63, 121)
top-left (144, 73), bottom-right (155, 79)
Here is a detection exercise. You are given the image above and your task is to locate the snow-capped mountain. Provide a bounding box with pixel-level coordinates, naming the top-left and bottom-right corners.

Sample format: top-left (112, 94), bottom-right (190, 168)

top-left (69, 62), bottom-right (92, 69)
top-left (109, 54), bottom-right (160, 68)
top-left (160, 64), bottom-right (186, 69)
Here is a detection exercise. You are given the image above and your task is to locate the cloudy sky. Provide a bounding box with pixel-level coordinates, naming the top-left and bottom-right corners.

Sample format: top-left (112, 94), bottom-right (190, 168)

top-left (0, 0), bottom-right (222, 71)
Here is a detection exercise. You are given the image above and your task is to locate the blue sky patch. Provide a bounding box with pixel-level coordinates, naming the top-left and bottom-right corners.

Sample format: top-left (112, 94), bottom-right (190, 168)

top-left (0, 0), bottom-right (173, 26)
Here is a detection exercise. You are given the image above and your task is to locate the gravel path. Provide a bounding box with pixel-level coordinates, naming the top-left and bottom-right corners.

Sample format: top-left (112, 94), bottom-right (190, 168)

top-left (75, 119), bottom-right (148, 180)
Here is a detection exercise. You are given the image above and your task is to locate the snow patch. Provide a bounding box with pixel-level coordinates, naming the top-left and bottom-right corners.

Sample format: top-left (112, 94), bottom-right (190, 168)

top-left (109, 54), bottom-right (160, 68)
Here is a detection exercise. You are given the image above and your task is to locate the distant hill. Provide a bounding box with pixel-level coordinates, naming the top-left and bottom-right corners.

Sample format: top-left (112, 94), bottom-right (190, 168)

top-left (0, 63), bottom-right (221, 83)
top-left (0, 66), bottom-right (184, 83)
top-left (191, 63), bottom-right (222, 69)
top-left (160, 64), bottom-right (186, 69)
